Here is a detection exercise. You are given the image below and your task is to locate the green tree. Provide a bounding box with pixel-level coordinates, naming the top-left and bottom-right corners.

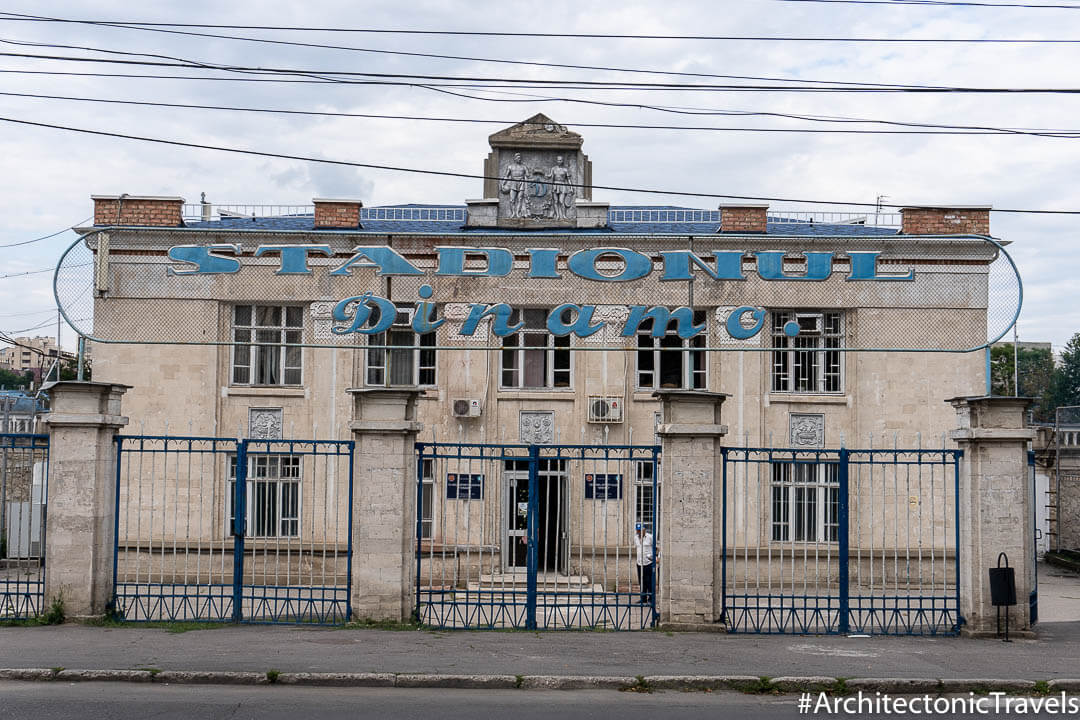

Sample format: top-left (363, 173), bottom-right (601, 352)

top-left (991, 343), bottom-right (1057, 421)
top-left (0, 366), bottom-right (32, 390)
top-left (1048, 333), bottom-right (1080, 420)
top-left (58, 356), bottom-right (90, 381)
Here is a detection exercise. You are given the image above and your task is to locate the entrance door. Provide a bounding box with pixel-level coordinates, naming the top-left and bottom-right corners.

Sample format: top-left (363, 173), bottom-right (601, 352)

top-left (505, 465), bottom-right (529, 571)
top-left (503, 459), bottom-right (567, 573)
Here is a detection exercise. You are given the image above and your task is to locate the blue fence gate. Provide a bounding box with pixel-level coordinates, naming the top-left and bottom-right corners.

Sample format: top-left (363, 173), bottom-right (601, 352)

top-left (112, 435), bottom-right (354, 624)
top-left (0, 433), bottom-right (49, 619)
top-left (722, 445), bottom-right (963, 635)
top-left (416, 442), bottom-right (660, 630)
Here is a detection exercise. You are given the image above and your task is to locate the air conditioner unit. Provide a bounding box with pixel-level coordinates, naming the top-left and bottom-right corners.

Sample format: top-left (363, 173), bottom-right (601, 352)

top-left (452, 398), bottom-right (482, 418)
top-left (588, 396), bottom-right (624, 424)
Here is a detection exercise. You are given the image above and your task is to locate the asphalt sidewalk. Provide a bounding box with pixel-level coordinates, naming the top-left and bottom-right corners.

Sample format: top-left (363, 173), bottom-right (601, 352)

top-left (0, 563), bottom-right (1076, 692)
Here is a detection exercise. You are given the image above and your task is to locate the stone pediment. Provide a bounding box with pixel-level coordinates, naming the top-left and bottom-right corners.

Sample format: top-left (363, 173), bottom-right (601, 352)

top-left (470, 114), bottom-right (603, 229)
top-left (488, 113), bottom-right (584, 150)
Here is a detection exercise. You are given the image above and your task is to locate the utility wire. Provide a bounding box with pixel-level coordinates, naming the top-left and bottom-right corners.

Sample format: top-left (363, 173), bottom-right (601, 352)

top-left (1, 12), bottom-right (1078, 41)
top-left (3, 90), bottom-right (1076, 137)
top-left (1, 112), bottom-right (1076, 214)
top-left (0, 262), bottom-right (91, 280)
top-left (780, 0), bottom-right (1080, 7)
top-left (5, 49), bottom-right (1080, 93)
top-left (0, 18), bottom-right (982, 88)
top-left (0, 219), bottom-right (87, 248)
top-left (0, 35), bottom-right (960, 90)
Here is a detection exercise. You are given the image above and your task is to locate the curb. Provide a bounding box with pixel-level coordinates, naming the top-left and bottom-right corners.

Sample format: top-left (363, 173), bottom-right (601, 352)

top-left (3, 669), bottom-right (1080, 694)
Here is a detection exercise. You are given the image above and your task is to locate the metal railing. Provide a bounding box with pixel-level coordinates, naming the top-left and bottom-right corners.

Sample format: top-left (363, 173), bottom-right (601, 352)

top-left (180, 204), bottom-right (902, 227)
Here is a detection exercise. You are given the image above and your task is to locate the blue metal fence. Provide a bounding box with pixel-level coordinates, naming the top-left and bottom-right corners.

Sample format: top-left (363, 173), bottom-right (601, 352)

top-left (0, 433), bottom-right (48, 620)
top-left (415, 442), bottom-right (660, 630)
top-left (722, 446), bottom-right (962, 635)
top-left (112, 435), bottom-right (354, 625)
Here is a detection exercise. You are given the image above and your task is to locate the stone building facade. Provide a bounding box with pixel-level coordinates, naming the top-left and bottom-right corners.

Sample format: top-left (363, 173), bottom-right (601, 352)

top-left (70, 115), bottom-right (1008, 627)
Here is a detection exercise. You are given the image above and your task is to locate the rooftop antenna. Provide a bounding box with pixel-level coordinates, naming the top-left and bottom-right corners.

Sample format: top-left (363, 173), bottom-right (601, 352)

top-left (875, 195), bottom-right (889, 227)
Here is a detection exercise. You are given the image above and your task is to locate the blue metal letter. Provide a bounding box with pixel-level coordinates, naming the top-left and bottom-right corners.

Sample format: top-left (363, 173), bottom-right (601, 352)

top-left (621, 306), bottom-right (704, 339)
top-left (725, 306), bottom-right (767, 340)
top-left (659, 250), bottom-right (745, 281)
top-left (413, 285), bottom-right (445, 334)
top-left (847, 251), bottom-right (914, 281)
top-left (460, 303), bottom-right (523, 337)
top-left (755, 251), bottom-right (834, 281)
top-left (526, 248), bottom-right (562, 279)
top-left (329, 246), bottom-right (424, 276)
top-left (546, 304), bottom-right (604, 338)
top-left (166, 244), bottom-right (241, 275)
top-left (331, 292), bottom-right (398, 335)
top-left (254, 244), bottom-right (332, 275)
top-left (567, 248), bottom-right (652, 283)
top-left (435, 246), bottom-right (513, 277)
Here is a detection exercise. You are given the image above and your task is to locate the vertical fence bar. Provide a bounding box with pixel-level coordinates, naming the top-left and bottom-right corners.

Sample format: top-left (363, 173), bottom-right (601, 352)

top-left (232, 440), bottom-right (247, 622)
top-left (414, 443), bottom-right (424, 623)
top-left (838, 448), bottom-right (850, 634)
top-left (953, 450), bottom-right (963, 630)
top-left (525, 444), bottom-right (540, 631)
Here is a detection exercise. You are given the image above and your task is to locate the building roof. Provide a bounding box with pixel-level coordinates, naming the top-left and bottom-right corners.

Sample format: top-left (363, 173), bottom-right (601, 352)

top-left (179, 204), bottom-right (902, 237)
top-left (0, 391), bottom-right (41, 414)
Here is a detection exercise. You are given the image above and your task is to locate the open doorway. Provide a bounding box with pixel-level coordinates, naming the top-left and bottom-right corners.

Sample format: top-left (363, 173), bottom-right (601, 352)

top-left (503, 459), bottom-right (567, 573)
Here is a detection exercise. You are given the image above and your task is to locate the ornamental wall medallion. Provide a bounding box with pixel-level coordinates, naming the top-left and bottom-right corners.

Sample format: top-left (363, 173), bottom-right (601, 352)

top-left (249, 408), bottom-right (283, 440)
top-left (519, 411), bottom-right (555, 445)
top-left (789, 413), bottom-right (825, 448)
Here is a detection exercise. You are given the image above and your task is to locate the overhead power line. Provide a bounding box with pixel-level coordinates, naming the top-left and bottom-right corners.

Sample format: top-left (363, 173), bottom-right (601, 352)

top-left (0, 218), bottom-right (89, 248)
top-left (780, 0), bottom-right (1080, 7)
top-left (0, 12), bottom-right (1077, 41)
top-left (0, 32), bottom-right (960, 90)
top-left (0, 262), bottom-right (91, 280)
top-left (4, 49), bottom-right (1080, 93)
top-left (1, 90), bottom-right (1076, 137)
top-left (0, 112), bottom-right (1076, 214)
top-left (0, 35), bottom-right (959, 90)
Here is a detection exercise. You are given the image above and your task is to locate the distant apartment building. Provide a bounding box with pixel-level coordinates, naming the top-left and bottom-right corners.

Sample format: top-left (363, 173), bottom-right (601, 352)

top-left (0, 337), bottom-right (74, 383)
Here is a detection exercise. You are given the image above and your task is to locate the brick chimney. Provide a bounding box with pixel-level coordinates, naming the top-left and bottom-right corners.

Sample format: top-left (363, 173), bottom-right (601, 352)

top-left (92, 195), bottom-right (184, 227)
top-left (901, 206), bottom-right (991, 236)
top-left (718, 204), bottom-right (768, 233)
top-left (313, 198), bottom-right (363, 229)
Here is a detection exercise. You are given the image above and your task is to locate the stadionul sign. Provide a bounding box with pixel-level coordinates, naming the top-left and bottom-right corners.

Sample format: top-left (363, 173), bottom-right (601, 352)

top-left (166, 243), bottom-right (917, 341)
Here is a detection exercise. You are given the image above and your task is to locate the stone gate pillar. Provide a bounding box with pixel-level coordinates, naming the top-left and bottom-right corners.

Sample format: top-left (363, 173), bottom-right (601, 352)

top-left (949, 395), bottom-right (1036, 635)
top-left (653, 390), bottom-right (728, 626)
top-left (347, 387), bottom-right (423, 621)
top-left (41, 381), bottom-right (129, 618)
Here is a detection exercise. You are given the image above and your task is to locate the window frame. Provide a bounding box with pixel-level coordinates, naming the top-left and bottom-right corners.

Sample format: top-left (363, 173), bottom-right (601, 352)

top-left (365, 306), bottom-right (437, 388)
top-left (420, 458), bottom-right (435, 540)
top-left (226, 453), bottom-right (303, 539)
top-left (770, 310), bottom-right (844, 394)
top-left (230, 304), bottom-right (304, 387)
top-left (635, 309), bottom-right (708, 391)
top-left (770, 461), bottom-right (839, 543)
top-left (499, 308), bottom-right (573, 390)
top-left (634, 460), bottom-right (661, 535)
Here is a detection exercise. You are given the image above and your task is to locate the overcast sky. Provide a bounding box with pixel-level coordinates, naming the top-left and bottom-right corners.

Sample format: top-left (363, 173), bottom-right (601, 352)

top-left (0, 0), bottom-right (1077, 353)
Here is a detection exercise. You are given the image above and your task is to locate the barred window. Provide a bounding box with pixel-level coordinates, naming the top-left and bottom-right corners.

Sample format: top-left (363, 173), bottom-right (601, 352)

top-left (636, 310), bottom-right (707, 390)
top-left (231, 305), bottom-right (303, 386)
top-left (634, 460), bottom-right (660, 534)
top-left (366, 307), bottom-right (436, 387)
top-left (227, 454), bottom-right (301, 538)
top-left (770, 462), bottom-right (839, 543)
top-left (420, 458), bottom-right (434, 539)
top-left (770, 311), bottom-right (843, 393)
top-left (500, 309), bottom-right (571, 389)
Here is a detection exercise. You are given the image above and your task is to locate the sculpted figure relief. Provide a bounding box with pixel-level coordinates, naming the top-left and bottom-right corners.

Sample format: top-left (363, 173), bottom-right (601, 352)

top-left (546, 155), bottom-right (575, 221)
top-left (500, 152), bottom-right (531, 219)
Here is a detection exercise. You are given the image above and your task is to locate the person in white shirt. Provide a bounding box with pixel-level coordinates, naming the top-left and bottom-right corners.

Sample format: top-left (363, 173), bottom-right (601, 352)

top-left (634, 523), bottom-right (655, 605)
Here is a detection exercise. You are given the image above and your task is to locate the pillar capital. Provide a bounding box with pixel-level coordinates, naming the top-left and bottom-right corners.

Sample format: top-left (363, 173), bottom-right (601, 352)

top-left (347, 387), bottom-right (424, 434)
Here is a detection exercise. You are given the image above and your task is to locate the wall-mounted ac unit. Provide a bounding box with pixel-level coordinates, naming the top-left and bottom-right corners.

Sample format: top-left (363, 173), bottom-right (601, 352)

top-left (588, 396), bottom-right (623, 423)
top-left (452, 398), bottom-right (482, 418)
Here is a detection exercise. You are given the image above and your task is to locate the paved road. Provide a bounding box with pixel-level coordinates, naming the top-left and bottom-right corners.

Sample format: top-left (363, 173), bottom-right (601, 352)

top-left (4, 682), bottom-right (1077, 720)
top-left (0, 682), bottom-right (769, 720)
